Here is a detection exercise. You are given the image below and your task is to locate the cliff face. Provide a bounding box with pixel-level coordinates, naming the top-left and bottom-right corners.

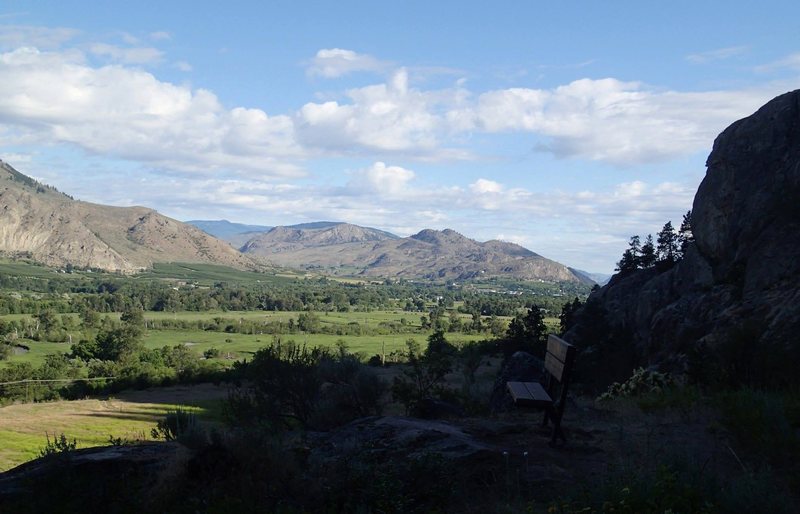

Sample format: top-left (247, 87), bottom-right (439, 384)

top-left (567, 90), bottom-right (800, 385)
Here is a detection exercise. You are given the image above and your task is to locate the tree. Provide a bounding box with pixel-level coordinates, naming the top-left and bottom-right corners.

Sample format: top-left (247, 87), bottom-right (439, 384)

top-left (91, 325), bottom-right (144, 361)
top-left (297, 311), bottom-right (320, 333)
top-left (80, 307), bottom-right (99, 328)
top-left (656, 221), bottom-right (679, 266)
top-left (616, 248), bottom-right (638, 274)
top-left (34, 309), bottom-right (58, 334)
top-left (120, 307), bottom-right (144, 327)
top-left (615, 235), bottom-right (643, 274)
top-left (559, 297), bottom-right (583, 335)
top-left (505, 305), bottom-right (548, 357)
top-left (391, 337), bottom-right (453, 415)
top-left (678, 210), bottom-right (694, 256)
top-left (640, 234), bottom-right (657, 268)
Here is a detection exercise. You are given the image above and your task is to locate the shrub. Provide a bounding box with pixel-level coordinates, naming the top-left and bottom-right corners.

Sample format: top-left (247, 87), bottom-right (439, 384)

top-left (203, 347), bottom-right (221, 359)
top-left (38, 433), bottom-right (77, 458)
top-left (151, 407), bottom-right (207, 448)
top-left (597, 367), bottom-right (674, 402)
top-left (226, 340), bottom-right (384, 431)
top-left (391, 336), bottom-right (453, 415)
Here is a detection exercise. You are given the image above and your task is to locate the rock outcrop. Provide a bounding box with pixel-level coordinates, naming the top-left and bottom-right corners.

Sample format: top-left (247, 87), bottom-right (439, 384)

top-left (567, 90), bottom-right (800, 386)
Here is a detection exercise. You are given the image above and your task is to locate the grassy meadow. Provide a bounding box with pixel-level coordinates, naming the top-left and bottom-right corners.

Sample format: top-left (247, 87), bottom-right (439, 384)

top-left (0, 384), bottom-right (226, 472)
top-left (2, 309), bottom-right (503, 368)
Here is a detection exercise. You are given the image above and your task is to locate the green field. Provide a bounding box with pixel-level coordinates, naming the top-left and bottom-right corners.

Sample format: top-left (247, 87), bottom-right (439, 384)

top-left (0, 384), bottom-right (226, 472)
top-left (143, 329), bottom-right (487, 361)
top-left (135, 262), bottom-right (305, 285)
top-left (2, 309), bottom-right (500, 368)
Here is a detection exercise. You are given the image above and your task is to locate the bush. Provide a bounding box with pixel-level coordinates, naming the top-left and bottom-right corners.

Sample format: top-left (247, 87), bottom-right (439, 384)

top-left (226, 340), bottom-right (384, 431)
top-left (391, 336), bottom-right (453, 415)
top-left (38, 433), bottom-right (77, 458)
top-left (152, 407), bottom-right (207, 448)
top-left (597, 367), bottom-right (674, 402)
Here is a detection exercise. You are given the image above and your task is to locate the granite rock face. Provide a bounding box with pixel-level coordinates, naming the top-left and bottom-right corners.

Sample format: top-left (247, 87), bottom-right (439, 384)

top-left (567, 90), bottom-right (800, 385)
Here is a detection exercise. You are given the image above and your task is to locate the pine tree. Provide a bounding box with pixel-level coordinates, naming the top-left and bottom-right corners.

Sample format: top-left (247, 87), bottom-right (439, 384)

top-left (640, 234), bottom-right (656, 268)
top-left (615, 248), bottom-right (637, 273)
top-left (656, 221), bottom-right (679, 266)
top-left (559, 297), bottom-right (583, 335)
top-left (678, 210), bottom-right (694, 256)
top-left (615, 235), bottom-right (644, 274)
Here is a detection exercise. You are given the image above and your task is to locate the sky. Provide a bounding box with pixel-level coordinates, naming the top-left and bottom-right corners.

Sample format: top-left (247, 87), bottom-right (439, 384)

top-left (0, 1), bottom-right (798, 273)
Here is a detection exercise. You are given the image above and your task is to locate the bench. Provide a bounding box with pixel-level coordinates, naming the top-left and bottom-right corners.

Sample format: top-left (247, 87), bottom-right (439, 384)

top-left (507, 334), bottom-right (576, 446)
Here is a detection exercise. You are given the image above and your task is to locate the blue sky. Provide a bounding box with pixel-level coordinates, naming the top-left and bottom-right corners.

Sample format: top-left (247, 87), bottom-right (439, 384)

top-left (0, 1), bottom-right (798, 272)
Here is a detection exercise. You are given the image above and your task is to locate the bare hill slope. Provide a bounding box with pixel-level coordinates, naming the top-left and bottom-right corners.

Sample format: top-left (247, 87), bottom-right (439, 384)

top-left (0, 161), bottom-right (256, 272)
top-left (242, 225), bottom-right (589, 283)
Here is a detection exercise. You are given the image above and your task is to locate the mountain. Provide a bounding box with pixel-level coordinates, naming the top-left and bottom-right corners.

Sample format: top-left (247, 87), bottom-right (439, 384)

top-left (241, 223), bottom-right (398, 254)
top-left (566, 89), bottom-right (800, 387)
top-left (242, 225), bottom-right (590, 283)
top-left (0, 162), bottom-right (256, 273)
top-left (186, 220), bottom-right (273, 240)
top-left (186, 219), bottom-right (391, 248)
top-left (570, 269), bottom-right (611, 286)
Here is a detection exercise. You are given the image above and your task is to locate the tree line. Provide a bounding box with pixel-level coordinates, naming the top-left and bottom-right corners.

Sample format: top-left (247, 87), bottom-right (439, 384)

top-left (615, 210), bottom-right (694, 274)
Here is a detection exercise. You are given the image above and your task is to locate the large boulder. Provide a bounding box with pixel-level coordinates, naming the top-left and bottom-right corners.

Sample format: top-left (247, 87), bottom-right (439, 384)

top-left (0, 442), bottom-right (180, 513)
top-left (567, 90), bottom-right (800, 387)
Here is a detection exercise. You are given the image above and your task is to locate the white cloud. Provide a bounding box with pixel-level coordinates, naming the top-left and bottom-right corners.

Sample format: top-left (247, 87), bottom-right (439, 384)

top-left (686, 46), bottom-right (748, 64)
top-left (149, 31), bottom-right (171, 41)
top-left (347, 161), bottom-right (416, 196)
top-left (174, 60), bottom-right (192, 72)
top-left (464, 78), bottom-right (777, 164)
top-left (297, 68), bottom-right (438, 151)
top-left (296, 68), bottom-right (473, 159)
top-left (0, 25), bottom-right (79, 49)
top-left (470, 178), bottom-right (503, 194)
top-left (306, 48), bottom-right (388, 78)
top-left (89, 43), bottom-right (164, 64)
top-left (755, 52), bottom-right (800, 73)
top-left (0, 46), bottom-right (303, 177)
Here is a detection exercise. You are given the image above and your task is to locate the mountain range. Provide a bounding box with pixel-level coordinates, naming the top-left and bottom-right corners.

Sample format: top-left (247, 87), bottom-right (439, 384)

top-left (0, 162), bottom-right (592, 283)
top-left (230, 223), bottom-right (591, 283)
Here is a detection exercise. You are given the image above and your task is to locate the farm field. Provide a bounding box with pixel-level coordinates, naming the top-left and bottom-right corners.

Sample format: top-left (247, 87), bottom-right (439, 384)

top-left (0, 383), bottom-right (226, 472)
top-left (1, 309), bottom-right (512, 368)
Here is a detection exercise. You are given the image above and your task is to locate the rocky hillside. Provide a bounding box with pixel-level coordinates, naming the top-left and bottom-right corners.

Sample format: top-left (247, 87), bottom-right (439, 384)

top-left (243, 225), bottom-right (590, 283)
top-left (0, 162), bottom-right (256, 273)
top-left (566, 89), bottom-right (800, 386)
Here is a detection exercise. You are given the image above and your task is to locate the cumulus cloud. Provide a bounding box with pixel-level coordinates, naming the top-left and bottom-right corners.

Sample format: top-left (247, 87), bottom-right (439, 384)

top-left (462, 78), bottom-right (775, 164)
top-left (306, 48), bottom-right (388, 78)
top-left (347, 161), bottom-right (416, 196)
top-left (470, 178), bottom-right (503, 194)
top-left (297, 68), bottom-right (437, 151)
top-left (296, 68), bottom-right (473, 159)
top-left (0, 46), bottom-right (303, 177)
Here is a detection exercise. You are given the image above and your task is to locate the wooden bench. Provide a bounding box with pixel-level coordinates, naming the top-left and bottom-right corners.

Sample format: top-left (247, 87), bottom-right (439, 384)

top-left (507, 334), bottom-right (576, 446)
